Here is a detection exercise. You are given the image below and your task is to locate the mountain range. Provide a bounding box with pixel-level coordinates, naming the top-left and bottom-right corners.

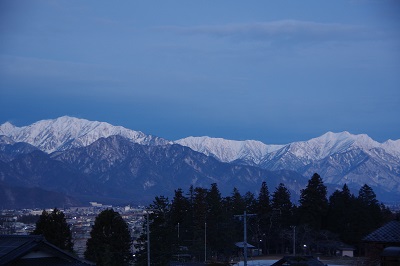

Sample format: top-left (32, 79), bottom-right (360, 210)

top-left (0, 116), bottom-right (399, 208)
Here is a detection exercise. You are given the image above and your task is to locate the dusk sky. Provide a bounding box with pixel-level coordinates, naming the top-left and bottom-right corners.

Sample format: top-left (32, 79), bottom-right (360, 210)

top-left (1, 0), bottom-right (399, 144)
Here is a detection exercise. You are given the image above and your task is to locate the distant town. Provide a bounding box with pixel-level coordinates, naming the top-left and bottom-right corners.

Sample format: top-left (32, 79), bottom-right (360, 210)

top-left (0, 202), bottom-right (145, 258)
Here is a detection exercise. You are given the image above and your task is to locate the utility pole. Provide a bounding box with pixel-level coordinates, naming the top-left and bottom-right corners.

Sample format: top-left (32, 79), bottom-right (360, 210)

top-left (145, 209), bottom-right (156, 266)
top-left (178, 222), bottom-right (180, 262)
top-left (234, 211), bottom-right (256, 266)
top-left (146, 211), bottom-right (151, 266)
top-left (205, 222), bottom-right (207, 263)
top-left (291, 225), bottom-right (296, 256)
top-left (244, 212), bottom-right (248, 265)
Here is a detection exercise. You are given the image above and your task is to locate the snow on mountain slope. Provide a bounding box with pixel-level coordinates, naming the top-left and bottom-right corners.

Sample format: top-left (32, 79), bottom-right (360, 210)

top-left (1, 116), bottom-right (399, 200)
top-left (382, 139), bottom-right (400, 157)
top-left (274, 131), bottom-right (382, 162)
top-left (175, 136), bottom-right (284, 164)
top-left (1, 117), bottom-right (398, 164)
top-left (177, 131), bottom-right (399, 167)
top-left (0, 116), bottom-right (170, 153)
top-left (0, 122), bottom-right (17, 136)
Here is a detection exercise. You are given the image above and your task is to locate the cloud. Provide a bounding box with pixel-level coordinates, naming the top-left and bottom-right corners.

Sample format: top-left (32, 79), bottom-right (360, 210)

top-left (156, 20), bottom-right (373, 42)
top-left (0, 55), bottom-right (124, 94)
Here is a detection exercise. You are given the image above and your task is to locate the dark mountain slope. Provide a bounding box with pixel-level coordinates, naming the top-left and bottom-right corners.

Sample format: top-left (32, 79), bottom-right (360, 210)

top-left (0, 136), bottom-right (309, 206)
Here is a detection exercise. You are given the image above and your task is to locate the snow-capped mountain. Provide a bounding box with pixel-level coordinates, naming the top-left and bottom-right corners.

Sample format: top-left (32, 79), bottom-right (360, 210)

top-left (177, 131), bottom-right (400, 166)
top-left (0, 116), bottom-right (399, 205)
top-left (0, 116), bottom-right (170, 153)
top-left (175, 136), bottom-right (284, 165)
top-left (177, 132), bottom-right (400, 198)
top-left (0, 134), bottom-right (307, 207)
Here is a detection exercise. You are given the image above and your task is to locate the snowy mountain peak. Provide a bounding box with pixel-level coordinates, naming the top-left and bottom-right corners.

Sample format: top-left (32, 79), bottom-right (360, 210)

top-left (382, 139), bottom-right (400, 157)
top-left (293, 131), bottom-right (381, 160)
top-left (0, 116), bottom-right (170, 153)
top-left (262, 131), bottom-right (396, 167)
top-left (175, 136), bottom-right (284, 164)
top-left (176, 131), bottom-right (399, 166)
top-left (0, 122), bottom-right (17, 135)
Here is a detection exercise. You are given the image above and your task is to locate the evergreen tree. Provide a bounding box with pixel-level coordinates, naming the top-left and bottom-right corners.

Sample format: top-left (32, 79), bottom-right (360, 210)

top-left (170, 188), bottom-right (190, 250)
top-left (171, 188), bottom-right (189, 225)
top-left (298, 173), bottom-right (328, 230)
top-left (230, 187), bottom-right (245, 215)
top-left (271, 183), bottom-right (294, 253)
top-left (258, 181), bottom-right (271, 215)
top-left (244, 191), bottom-right (258, 214)
top-left (192, 187), bottom-right (208, 261)
top-left (271, 183), bottom-right (293, 227)
top-left (355, 185), bottom-right (383, 239)
top-left (327, 184), bottom-right (356, 243)
top-left (85, 209), bottom-right (132, 266)
top-left (134, 196), bottom-right (172, 265)
top-left (206, 183), bottom-right (224, 257)
top-left (358, 184), bottom-right (379, 206)
top-left (32, 208), bottom-right (73, 252)
top-left (149, 196), bottom-right (172, 265)
top-left (257, 181), bottom-right (271, 254)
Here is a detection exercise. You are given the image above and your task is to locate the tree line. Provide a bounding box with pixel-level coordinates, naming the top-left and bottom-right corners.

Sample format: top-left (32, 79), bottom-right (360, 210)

top-left (30, 173), bottom-right (395, 266)
top-left (133, 173), bottom-right (394, 265)
top-left (32, 208), bottom-right (133, 266)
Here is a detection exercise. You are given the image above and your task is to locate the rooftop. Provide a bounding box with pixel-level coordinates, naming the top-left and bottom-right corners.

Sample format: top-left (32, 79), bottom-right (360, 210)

top-left (363, 221), bottom-right (400, 244)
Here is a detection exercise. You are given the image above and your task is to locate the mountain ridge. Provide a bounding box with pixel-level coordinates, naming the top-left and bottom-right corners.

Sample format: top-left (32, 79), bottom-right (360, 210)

top-left (0, 116), bottom-right (170, 153)
top-left (0, 135), bottom-right (308, 207)
top-left (0, 116), bottom-right (399, 206)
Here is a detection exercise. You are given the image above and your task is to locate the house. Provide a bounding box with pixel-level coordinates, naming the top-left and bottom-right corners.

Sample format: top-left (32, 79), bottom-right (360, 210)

top-left (336, 245), bottom-right (355, 257)
top-left (0, 235), bottom-right (95, 265)
top-left (234, 242), bottom-right (257, 257)
top-left (362, 220), bottom-right (400, 263)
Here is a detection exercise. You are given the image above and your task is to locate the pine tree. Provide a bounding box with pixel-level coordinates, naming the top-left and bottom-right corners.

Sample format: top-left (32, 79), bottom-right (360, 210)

top-left (192, 187), bottom-right (208, 261)
top-left (148, 196), bottom-right (172, 265)
top-left (230, 187), bottom-right (245, 215)
top-left (206, 183), bottom-right (234, 258)
top-left (358, 184), bottom-right (379, 207)
top-left (170, 188), bottom-right (190, 257)
top-left (32, 208), bottom-right (73, 252)
top-left (244, 191), bottom-right (257, 214)
top-left (206, 183), bottom-right (222, 255)
top-left (327, 184), bottom-right (356, 244)
top-left (85, 209), bottom-right (132, 266)
top-left (298, 173), bottom-right (328, 230)
top-left (270, 183), bottom-right (294, 253)
top-left (257, 181), bottom-right (271, 254)
top-left (271, 183), bottom-right (293, 228)
top-left (356, 185), bottom-right (383, 237)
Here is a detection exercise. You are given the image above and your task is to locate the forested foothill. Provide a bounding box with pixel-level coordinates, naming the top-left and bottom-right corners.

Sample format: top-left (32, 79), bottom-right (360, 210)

top-left (134, 173), bottom-right (396, 265)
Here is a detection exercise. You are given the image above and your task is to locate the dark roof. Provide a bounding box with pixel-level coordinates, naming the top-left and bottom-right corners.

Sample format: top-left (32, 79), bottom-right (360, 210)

top-left (271, 256), bottom-right (325, 266)
top-left (0, 235), bottom-right (95, 266)
top-left (363, 221), bottom-right (400, 243)
top-left (235, 242), bottom-right (255, 248)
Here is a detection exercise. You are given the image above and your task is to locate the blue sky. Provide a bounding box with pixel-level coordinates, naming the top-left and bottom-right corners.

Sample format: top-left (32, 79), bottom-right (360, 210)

top-left (1, 0), bottom-right (399, 144)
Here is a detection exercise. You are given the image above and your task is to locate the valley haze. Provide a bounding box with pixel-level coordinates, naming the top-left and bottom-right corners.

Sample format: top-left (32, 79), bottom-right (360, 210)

top-left (0, 116), bottom-right (399, 209)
